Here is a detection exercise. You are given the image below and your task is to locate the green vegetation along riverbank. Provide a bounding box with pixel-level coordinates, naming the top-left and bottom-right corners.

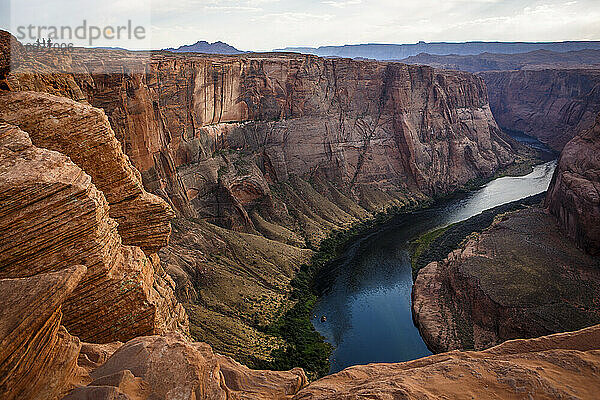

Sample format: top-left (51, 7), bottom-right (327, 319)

top-left (410, 193), bottom-right (546, 279)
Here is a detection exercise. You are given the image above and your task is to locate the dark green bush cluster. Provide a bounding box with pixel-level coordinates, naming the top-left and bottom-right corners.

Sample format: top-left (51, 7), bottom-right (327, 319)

top-left (252, 200), bottom-right (427, 379)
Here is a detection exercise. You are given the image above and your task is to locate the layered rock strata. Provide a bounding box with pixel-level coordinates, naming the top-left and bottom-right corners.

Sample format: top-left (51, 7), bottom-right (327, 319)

top-left (0, 122), bottom-right (187, 343)
top-left (0, 266), bottom-right (86, 400)
top-left (413, 207), bottom-right (600, 353)
top-left (481, 68), bottom-right (600, 150)
top-left (0, 90), bottom-right (174, 253)
top-left (546, 113), bottom-right (600, 255)
top-left (3, 35), bottom-right (519, 225)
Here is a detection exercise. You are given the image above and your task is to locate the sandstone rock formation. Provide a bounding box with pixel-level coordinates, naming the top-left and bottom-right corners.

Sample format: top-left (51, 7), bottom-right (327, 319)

top-left (0, 122), bottom-right (187, 343)
top-left (0, 29), bottom-right (532, 361)
top-left (68, 334), bottom-right (307, 400)
top-left (0, 90), bottom-right (174, 254)
top-left (3, 33), bottom-right (519, 221)
top-left (1, 29), bottom-right (600, 400)
top-left (63, 325), bottom-right (600, 400)
top-left (481, 68), bottom-right (600, 150)
top-left (293, 325), bottom-right (600, 399)
top-left (0, 266), bottom-right (86, 400)
top-left (546, 112), bottom-right (600, 255)
top-left (413, 207), bottom-right (600, 353)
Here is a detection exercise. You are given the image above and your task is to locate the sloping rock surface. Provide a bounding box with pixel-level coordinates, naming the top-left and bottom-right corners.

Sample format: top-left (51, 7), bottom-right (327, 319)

top-left (293, 325), bottom-right (600, 399)
top-left (413, 207), bottom-right (600, 353)
top-left (0, 266), bottom-right (86, 400)
top-left (0, 122), bottom-right (188, 343)
top-left (546, 112), bottom-right (600, 255)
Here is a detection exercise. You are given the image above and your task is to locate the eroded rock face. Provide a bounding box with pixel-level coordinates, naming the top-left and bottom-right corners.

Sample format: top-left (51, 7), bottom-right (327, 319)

top-left (412, 207), bottom-right (600, 353)
top-left (0, 123), bottom-right (188, 343)
top-left (4, 36), bottom-right (518, 222)
top-left (1, 36), bottom-right (530, 359)
top-left (293, 325), bottom-right (600, 399)
top-left (546, 113), bottom-right (600, 255)
top-left (63, 325), bottom-right (600, 400)
top-left (0, 90), bottom-right (174, 254)
top-left (481, 68), bottom-right (600, 150)
top-left (0, 266), bottom-right (86, 400)
top-left (68, 333), bottom-right (307, 400)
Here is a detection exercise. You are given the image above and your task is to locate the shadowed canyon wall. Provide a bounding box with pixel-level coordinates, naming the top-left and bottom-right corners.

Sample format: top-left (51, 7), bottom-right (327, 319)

top-left (1, 29), bottom-right (529, 364)
top-left (546, 113), bottom-right (600, 255)
top-left (481, 69), bottom-right (600, 151)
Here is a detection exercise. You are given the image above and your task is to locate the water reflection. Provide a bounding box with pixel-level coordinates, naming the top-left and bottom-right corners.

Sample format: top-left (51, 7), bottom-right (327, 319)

top-left (312, 160), bottom-right (557, 373)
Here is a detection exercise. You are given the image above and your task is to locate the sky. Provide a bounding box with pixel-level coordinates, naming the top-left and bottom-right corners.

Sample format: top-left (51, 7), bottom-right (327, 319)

top-left (2, 0), bottom-right (600, 51)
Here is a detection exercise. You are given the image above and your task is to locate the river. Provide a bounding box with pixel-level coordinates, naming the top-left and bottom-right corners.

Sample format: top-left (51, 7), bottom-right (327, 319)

top-left (312, 160), bottom-right (558, 373)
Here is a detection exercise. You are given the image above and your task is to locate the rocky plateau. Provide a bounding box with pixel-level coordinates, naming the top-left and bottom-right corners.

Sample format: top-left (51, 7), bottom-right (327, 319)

top-left (2, 28), bottom-right (600, 399)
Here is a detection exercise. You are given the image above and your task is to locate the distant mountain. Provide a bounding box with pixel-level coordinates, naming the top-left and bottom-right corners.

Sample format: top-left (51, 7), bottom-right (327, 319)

top-left (165, 41), bottom-right (243, 55)
top-left (399, 49), bottom-right (600, 73)
top-left (274, 41), bottom-right (600, 60)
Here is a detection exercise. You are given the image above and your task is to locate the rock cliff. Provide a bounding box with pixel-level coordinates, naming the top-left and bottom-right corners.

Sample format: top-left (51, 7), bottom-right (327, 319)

top-left (0, 91), bottom-right (174, 254)
top-left (481, 68), bottom-right (600, 150)
top-left (546, 112), bottom-right (600, 255)
top-left (0, 28), bottom-right (530, 362)
top-left (0, 266), bottom-right (86, 400)
top-left (0, 120), bottom-right (187, 343)
top-left (66, 323), bottom-right (600, 400)
top-left (413, 207), bottom-right (600, 353)
top-left (5, 37), bottom-right (518, 220)
top-left (1, 29), bottom-right (600, 399)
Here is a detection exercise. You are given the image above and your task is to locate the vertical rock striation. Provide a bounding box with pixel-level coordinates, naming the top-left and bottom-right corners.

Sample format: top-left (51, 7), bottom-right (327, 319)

top-left (546, 112), bottom-right (600, 255)
top-left (0, 90), bottom-right (174, 254)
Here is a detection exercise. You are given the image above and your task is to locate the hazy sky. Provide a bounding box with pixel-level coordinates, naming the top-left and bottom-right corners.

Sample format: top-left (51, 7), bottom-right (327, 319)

top-left (3, 0), bottom-right (600, 51)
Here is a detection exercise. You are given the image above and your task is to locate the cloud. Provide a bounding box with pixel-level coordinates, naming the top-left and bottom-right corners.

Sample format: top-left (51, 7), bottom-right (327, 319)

top-left (322, 0), bottom-right (362, 8)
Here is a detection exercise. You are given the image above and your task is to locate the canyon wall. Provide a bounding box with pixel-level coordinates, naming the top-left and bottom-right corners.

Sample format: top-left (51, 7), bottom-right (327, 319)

top-left (5, 40), bottom-right (519, 223)
top-left (481, 68), bottom-right (600, 150)
top-left (0, 29), bottom-right (530, 365)
top-left (546, 112), bottom-right (600, 255)
top-left (412, 112), bottom-right (600, 354)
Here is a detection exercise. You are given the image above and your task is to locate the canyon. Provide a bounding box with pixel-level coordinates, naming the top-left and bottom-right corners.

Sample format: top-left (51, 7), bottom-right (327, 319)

top-left (399, 51), bottom-right (600, 152)
top-left (481, 69), bottom-right (600, 151)
top-left (1, 27), bottom-right (600, 399)
top-left (412, 112), bottom-right (600, 354)
top-left (0, 29), bottom-right (533, 366)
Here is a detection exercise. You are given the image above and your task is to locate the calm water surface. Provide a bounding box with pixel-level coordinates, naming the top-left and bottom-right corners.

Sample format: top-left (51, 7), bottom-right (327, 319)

top-left (312, 160), bottom-right (557, 373)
